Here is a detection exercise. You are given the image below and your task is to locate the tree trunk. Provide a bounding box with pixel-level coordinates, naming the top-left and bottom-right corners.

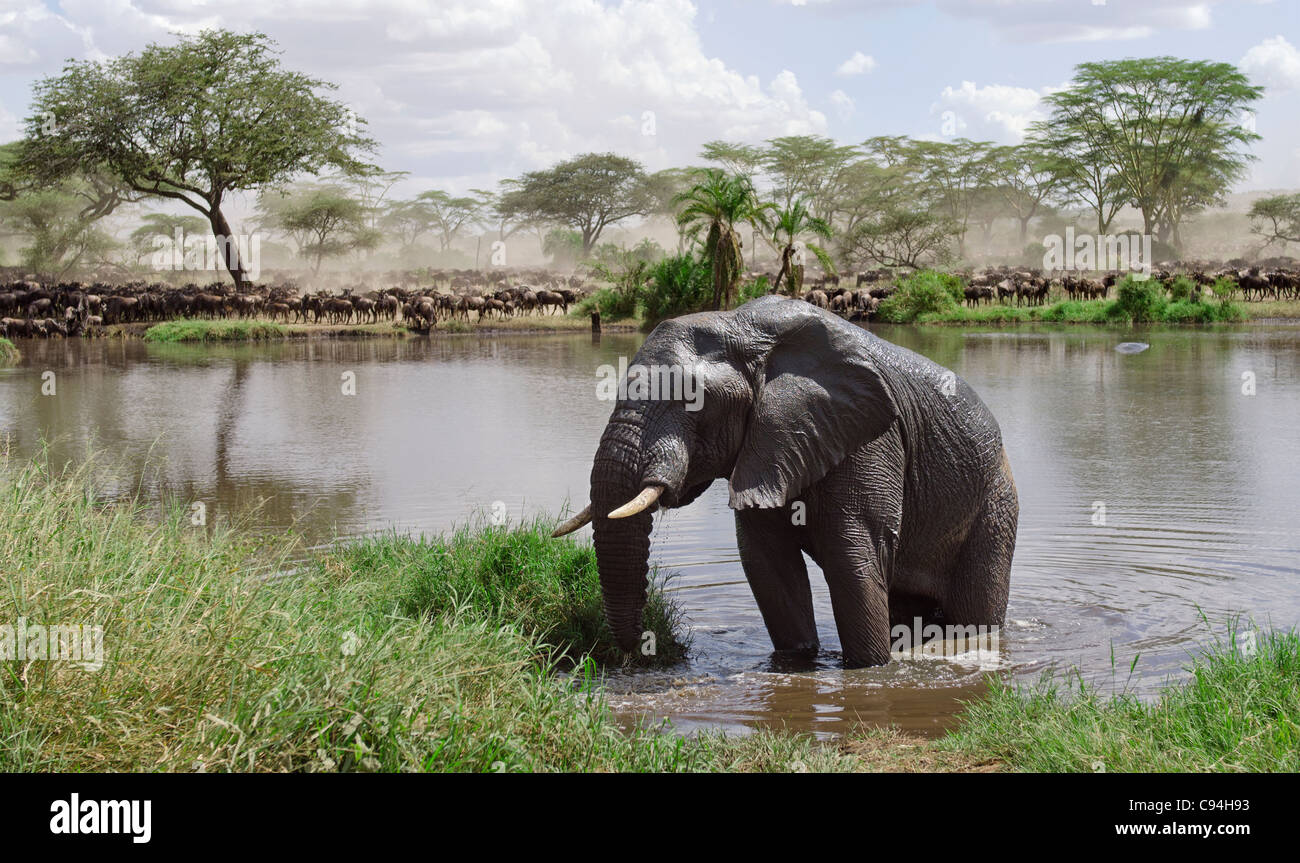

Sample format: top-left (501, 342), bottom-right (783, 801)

top-left (209, 204), bottom-right (246, 287)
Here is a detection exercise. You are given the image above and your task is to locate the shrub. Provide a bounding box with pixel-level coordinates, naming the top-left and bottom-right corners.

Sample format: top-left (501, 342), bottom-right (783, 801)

top-left (640, 253), bottom-right (714, 325)
top-left (1167, 275), bottom-right (1197, 303)
top-left (578, 286), bottom-right (638, 321)
top-left (1211, 276), bottom-right (1238, 302)
top-left (877, 270), bottom-right (961, 323)
top-left (1113, 275), bottom-right (1165, 323)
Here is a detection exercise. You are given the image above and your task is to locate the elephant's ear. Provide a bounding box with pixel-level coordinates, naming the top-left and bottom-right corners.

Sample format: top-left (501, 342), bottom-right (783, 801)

top-left (729, 312), bottom-right (898, 509)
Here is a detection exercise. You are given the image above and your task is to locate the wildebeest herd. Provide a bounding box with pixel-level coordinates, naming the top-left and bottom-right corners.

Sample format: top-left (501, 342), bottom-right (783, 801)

top-left (0, 268), bottom-right (595, 338)
top-left (1, 258), bottom-right (1297, 339)
top-left (790, 258), bottom-right (1300, 319)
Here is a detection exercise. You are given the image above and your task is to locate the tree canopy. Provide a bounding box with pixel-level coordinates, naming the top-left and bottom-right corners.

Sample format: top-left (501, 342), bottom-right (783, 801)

top-left (18, 28), bottom-right (376, 284)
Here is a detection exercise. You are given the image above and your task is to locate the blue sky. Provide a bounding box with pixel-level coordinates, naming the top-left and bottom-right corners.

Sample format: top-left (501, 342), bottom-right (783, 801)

top-left (0, 0), bottom-right (1295, 202)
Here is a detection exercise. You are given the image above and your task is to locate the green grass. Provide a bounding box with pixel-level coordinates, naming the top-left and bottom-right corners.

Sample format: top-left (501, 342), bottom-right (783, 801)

top-left (4, 450), bottom-right (1295, 772)
top-left (0, 451), bottom-right (850, 772)
top-left (319, 522), bottom-right (689, 667)
top-left (0, 337), bottom-right (18, 366)
top-left (144, 318), bottom-right (289, 342)
top-left (881, 270), bottom-right (1248, 326)
top-left (943, 628), bottom-right (1300, 772)
top-left (916, 296), bottom-right (1245, 325)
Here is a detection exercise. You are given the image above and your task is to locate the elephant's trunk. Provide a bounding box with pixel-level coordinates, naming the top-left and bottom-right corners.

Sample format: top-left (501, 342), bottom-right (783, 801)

top-left (589, 407), bottom-right (688, 653)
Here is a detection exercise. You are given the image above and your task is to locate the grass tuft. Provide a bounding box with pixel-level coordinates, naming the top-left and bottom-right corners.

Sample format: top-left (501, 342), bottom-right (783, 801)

top-left (144, 319), bottom-right (288, 342)
top-left (942, 627), bottom-right (1300, 772)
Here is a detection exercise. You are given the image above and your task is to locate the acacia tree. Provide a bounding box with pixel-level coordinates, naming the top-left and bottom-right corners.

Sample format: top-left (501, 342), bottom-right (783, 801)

top-left (500, 153), bottom-right (648, 256)
top-left (1249, 194), bottom-right (1300, 249)
top-left (0, 141), bottom-right (141, 277)
top-left (700, 140), bottom-right (767, 179)
top-left (0, 187), bottom-right (121, 278)
top-left (674, 169), bottom-right (771, 310)
top-left (259, 185), bottom-right (379, 273)
top-left (129, 212), bottom-right (209, 266)
top-left (842, 208), bottom-right (957, 270)
top-left (1028, 121), bottom-right (1126, 235)
top-left (762, 135), bottom-right (863, 224)
top-left (19, 29), bottom-right (375, 285)
top-left (988, 143), bottom-right (1061, 244)
top-left (415, 190), bottom-right (484, 252)
top-left (1039, 57), bottom-right (1262, 250)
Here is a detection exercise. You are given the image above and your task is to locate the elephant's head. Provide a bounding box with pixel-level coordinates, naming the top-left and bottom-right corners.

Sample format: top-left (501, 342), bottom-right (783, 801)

top-left (554, 295), bottom-right (900, 653)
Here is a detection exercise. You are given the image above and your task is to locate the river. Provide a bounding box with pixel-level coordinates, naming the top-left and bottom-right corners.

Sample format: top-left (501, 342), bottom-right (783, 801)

top-left (3, 323), bottom-right (1298, 738)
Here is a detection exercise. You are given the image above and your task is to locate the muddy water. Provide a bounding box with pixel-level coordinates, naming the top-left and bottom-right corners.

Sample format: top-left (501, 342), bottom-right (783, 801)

top-left (2, 324), bottom-right (1298, 739)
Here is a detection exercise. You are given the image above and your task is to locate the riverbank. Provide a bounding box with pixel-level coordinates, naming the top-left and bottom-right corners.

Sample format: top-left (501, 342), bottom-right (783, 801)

top-left (0, 337), bottom-right (17, 365)
top-left (129, 315), bottom-right (635, 342)
top-left (2, 452), bottom-right (1293, 772)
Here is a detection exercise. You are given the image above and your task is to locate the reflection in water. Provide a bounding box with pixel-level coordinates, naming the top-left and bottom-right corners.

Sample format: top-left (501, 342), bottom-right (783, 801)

top-left (2, 324), bottom-right (1298, 738)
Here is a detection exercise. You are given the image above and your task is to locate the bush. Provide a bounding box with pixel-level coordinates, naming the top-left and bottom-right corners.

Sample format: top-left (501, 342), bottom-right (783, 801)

top-left (877, 270), bottom-right (962, 323)
top-left (1113, 275), bottom-right (1165, 323)
top-left (640, 253), bottom-right (714, 325)
top-left (1167, 275), bottom-right (1197, 303)
top-left (578, 286), bottom-right (639, 321)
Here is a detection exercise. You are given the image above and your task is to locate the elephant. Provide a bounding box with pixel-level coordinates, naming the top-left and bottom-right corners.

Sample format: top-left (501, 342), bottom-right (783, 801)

top-left (552, 295), bottom-right (1018, 668)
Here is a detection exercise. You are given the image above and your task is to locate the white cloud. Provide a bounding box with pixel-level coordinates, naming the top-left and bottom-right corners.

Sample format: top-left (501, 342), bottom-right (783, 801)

top-left (932, 80), bottom-right (1049, 143)
top-left (836, 51), bottom-right (876, 76)
top-left (829, 89), bottom-right (854, 121)
top-left (0, 0), bottom-right (828, 193)
top-left (1241, 35), bottom-right (1300, 92)
top-left (789, 0), bottom-right (1228, 43)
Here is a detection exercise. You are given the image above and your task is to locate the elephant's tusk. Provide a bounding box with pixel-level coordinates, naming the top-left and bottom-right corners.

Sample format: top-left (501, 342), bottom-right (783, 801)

top-left (608, 485), bottom-right (664, 519)
top-left (550, 505), bottom-right (592, 538)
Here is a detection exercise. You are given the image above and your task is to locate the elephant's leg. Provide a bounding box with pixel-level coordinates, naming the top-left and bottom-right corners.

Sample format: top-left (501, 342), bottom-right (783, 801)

top-left (734, 508), bottom-right (818, 654)
top-left (813, 538), bottom-right (892, 667)
top-left (806, 435), bottom-right (904, 667)
top-left (941, 453), bottom-right (1017, 627)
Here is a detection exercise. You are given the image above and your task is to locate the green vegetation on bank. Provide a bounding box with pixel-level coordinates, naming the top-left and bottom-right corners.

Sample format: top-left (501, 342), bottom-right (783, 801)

top-left (0, 453), bottom-right (855, 772)
top-left (945, 628), bottom-right (1300, 772)
top-left (321, 523), bottom-right (688, 668)
top-left (0, 337), bottom-right (18, 365)
top-left (143, 318), bottom-right (289, 342)
top-left (2, 452), bottom-right (1294, 772)
top-left (880, 271), bottom-right (1247, 325)
top-left (578, 252), bottom-right (779, 329)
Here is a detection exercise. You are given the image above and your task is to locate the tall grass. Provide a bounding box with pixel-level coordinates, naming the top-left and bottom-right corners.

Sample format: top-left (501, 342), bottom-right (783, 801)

top-left (943, 627), bottom-right (1300, 772)
top-left (0, 337), bottom-right (18, 366)
top-left (321, 523), bottom-right (689, 667)
top-left (0, 451), bottom-right (848, 772)
top-left (5, 450), bottom-right (1294, 772)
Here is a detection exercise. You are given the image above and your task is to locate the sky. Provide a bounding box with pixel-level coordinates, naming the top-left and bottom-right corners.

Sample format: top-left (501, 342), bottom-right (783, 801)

top-left (0, 0), bottom-right (1297, 207)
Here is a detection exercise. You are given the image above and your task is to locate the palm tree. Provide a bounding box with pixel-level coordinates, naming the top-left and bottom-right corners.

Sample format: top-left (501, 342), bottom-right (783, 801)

top-left (768, 198), bottom-right (835, 297)
top-left (673, 170), bottom-right (771, 310)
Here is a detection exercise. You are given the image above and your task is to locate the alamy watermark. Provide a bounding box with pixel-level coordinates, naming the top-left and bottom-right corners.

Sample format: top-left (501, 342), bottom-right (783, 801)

top-left (890, 618), bottom-right (1000, 659)
top-left (1042, 227), bottom-right (1153, 280)
top-left (596, 358), bottom-right (704, 411)
top-left (151, 228), bottom-right (261, 281)
top-left (1, 617), bottom-right (103, 672)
